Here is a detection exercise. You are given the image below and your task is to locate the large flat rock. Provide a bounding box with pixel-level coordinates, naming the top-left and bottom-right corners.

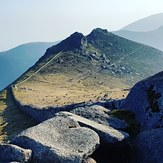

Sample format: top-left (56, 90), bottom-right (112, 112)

top-left (57, 112), bottom-right (129, 144)
top-left (0, 143), bottom-right (32, 163)
top-left (11, 114), bottom-right (99, 163)
top-left (71, 105), bottom-right (128, 129)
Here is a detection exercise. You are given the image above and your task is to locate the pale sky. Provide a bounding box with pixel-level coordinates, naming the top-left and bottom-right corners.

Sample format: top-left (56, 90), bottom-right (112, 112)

top-left (0, 0), bottom-right (163, 51)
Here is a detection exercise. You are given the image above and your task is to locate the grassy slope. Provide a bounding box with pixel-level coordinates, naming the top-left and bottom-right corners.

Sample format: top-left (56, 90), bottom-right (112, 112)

top-left (13, 47), bottom-right (130, 107)
top-left (14, 73), bottom-right (129, 107)
top-left (0, 89), bottom-right (37, 142)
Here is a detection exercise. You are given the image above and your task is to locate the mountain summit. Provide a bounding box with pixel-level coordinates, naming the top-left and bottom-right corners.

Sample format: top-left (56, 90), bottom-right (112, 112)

top-left (45, 32), bottom-right (84, 56)
top-left (14, 28), bottom-right (163, 107)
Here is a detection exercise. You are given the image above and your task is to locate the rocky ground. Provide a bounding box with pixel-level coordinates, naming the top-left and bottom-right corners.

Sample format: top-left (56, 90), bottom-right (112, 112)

top-left (1, 71), bottom-right (163, 162)
top-left (0, 103), bottom-right (132, 163)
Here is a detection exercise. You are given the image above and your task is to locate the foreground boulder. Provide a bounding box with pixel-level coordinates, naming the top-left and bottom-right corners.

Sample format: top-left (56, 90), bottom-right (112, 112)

top-left (11, 114), bottom-right (99, 163)
top-left (0, 143), bottom-right (32, 162)
top-left (134, 128), bottom-right (163, 163)
top-left (71, 105), bottom-right (128, 129)
top-left (57, 112), bottom-right (129, 144)
top-left (120, 71), bottom-right (163, 130)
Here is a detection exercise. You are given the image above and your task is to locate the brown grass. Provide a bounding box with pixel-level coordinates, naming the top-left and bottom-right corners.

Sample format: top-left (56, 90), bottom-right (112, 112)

top-left (14, 73), bottom-right (129, 107)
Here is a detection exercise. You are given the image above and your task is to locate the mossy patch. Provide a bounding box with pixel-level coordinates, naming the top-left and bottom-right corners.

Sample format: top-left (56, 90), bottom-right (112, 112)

top-left (109, 109), bottom-right (140, 137)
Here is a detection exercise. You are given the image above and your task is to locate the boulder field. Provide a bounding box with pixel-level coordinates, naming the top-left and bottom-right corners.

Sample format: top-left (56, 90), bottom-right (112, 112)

top-left (1, 103), bottom-right (132, 162)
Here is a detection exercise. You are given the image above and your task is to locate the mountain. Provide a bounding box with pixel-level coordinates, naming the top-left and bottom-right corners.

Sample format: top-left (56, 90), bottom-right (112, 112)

top-left (121, 13), bottom-right (163, 32)
top-left (13, 28), bottom-right (163, 107)
top-left (1, 28), bottom-right (163, 158)
top-left (114, 25), bottom-right (163, 51)
top-left (0, 42), bottom-right (59, 91)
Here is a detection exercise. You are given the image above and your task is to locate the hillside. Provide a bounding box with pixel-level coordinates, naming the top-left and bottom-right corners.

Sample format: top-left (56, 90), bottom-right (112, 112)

top-left (114, 26), bottom-right (163, 51)
top-left (0, 42), bottom-right (58, 91)
top-left (12, 28), bottom-right (163, 107)
top-left (121, 13), bottom-right (163, 32)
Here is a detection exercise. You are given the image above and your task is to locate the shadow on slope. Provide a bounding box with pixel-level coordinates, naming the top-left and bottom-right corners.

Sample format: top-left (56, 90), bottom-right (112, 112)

top-left (0, 89), bottom-right (37, 142)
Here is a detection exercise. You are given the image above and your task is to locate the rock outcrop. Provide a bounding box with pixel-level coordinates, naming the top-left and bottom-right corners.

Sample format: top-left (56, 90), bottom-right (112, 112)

top-left (120, 71), bottom-right (163, 130)
top-left (133, 128), bottom-right (163, 163)
top-left (11, 114), bottom-right (99, 163)
top-left (0, 143), bottom-right (32, 163)
top-left (45, 32), bottom-right (84, 57)
top-left (57, 112), bottom-right (129, 144)
top-left (71, 105), bottom-right (128, 129)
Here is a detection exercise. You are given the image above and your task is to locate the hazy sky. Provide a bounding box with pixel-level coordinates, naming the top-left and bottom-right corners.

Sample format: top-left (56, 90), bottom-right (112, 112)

top-left (0, 0), bottom-right (163, 51)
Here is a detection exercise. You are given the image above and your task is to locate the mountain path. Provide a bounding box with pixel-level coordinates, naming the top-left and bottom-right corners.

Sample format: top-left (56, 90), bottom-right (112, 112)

top-left (16, 51), bottom-right (63, 86)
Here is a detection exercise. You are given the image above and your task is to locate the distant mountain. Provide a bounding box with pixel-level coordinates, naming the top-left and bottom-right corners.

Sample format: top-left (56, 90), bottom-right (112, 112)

top-left (0, 42), bottom-right (59, 91)
top-left (114, 25), bottom-right (163, 51)
top-left (14, 28), bottom-right (163, 107)
top-left (121, 13), bottom-right (163, 32)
